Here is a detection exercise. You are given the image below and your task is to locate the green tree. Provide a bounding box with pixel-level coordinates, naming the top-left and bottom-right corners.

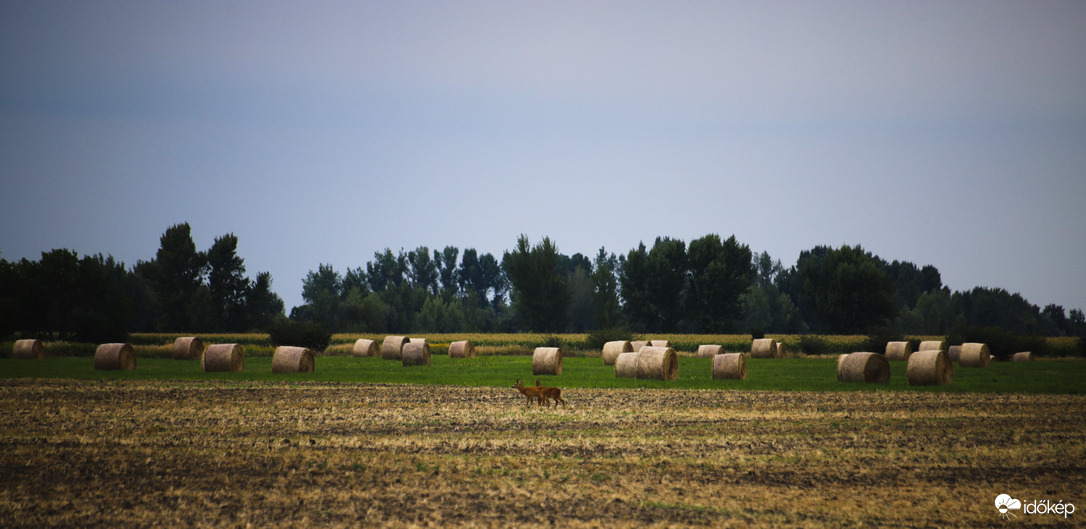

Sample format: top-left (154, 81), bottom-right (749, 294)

top-left (502, 235), bottom-right (570, 332)
top-left (435, 246), bottom-right (460, 294)
top-left (618, 242), bottom-right (654, 330)
top-left (797, 244), bottom-right (897, 333)
top-left (300, 264), bottom-right (342, 330)
top-left (591, 248), bottom-right (621, 329)
top-left (645, 237), bottom-right (687, 331)
top-left (142, 223), bottom-right (207, 331)
top-left (685, 234), bottom-right (754, 332)
top-left (407, 246), bottom-right (438, 294)
top-left (206, 234), bottom-right (250, 331)
top-left (247, 271), bottom-right (284, 330)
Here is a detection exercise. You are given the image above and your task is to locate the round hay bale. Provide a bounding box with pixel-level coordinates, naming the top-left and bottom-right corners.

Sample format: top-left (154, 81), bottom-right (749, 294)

top-left (918, 339), bottom-right (947, 352)
top-left (402, 339), bottom-right (431, 366)
top-left (381, 336), bottom-right (409, 360)
top-left (532, 347), bottom-right (563, 375)
top-left (448, 340), bottom-right (476, 358)
top-left (649, 340), bottom-right (670, 347)
top-left (602, 340), bottom-right (633, 365)
top-left (751, 338), bottom-right (778, 359)
top-left (615, 352), bottom-right (638, 378)
top-left (352, 339), bottom-right (379, 357)
top-left (884, 341), bottom-right (913, 361)
top-left (172, 337), bottom-right (205, 360)
top-left (712, 353), bottom-right (747, 380)
top-left (1013, 351), bottom-right (1034, 362)
top-left (203, 343), bottom-right (244, 372)
top-left (630, 340), bottom-right (650, 352)
top-left (697, 344), bottom-right (724, 358)
top-left (907, 349), bottom-right (953, 386)
top-left (775, 342), bottom-right (788, 358)
top-left (636, 346), bottom-right (678, 381)
top-left (948, 345), bottom-right (962, 363)
top-left (13, 339), bottom-right (44, 359)
top-left (94, 343), bottom-right (136, 371)
top-left (959, 342), bottom-right (991, 367)
top-left (272, 346), bottom-right (315, 373)
top-left (836, 352), bottom-right (890, 384)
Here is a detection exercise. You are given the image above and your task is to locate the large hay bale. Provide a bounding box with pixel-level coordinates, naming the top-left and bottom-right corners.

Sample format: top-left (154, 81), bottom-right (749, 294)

top-left (712, 353), bottom-right (747, 380)
top-left (532, 347), bottom-right (563, 375)
top-left (836, 352), bottom-right (890, 384)
top-left (907, 349), bottom-right (953, 386)
top-left (636, 346), bottom-right (678, 381)
top-left (1013, 351), bottom-right (1034, 362)
top-left (884, 341), bottom-right (913, 362)
top-left (751, 338), bottom-right (778, 359)
top-left (697, 344), bottom-right (723, 358)
top-left (959, 342), bottom-right (991, 367)
top-left (448, 340), bottom-right (476, 358)
top-left (649, 340), bottom-right (670, 347)
top-left (615, 352), bottom-right (639, 378)
top-left (272, 346), bottom-right (315, 373)
top-left (172, 337), bottom-right (205, 360)
top-left (402, 339), bottom-right (431, 366)
top-left (948, 345), bottom-right (962, 363)
top-left (94, 343), bottom-right (136, 370)
top-left (381, 336), bottom-right (409, 360)
top-left (352, 339), bottom-right (379, 357)
top-left (776, 342), bottom-right (789, 358)
top-left (203, 343), bottom-right (244, 372)
top-left (602, 340), bottom-right (633, 365)
top-left (630, 340), bottom-right (650, 352)
top-left (918, 339), bottom-right (947, 352)
top-left (13, 339), bottom-right (44, 359)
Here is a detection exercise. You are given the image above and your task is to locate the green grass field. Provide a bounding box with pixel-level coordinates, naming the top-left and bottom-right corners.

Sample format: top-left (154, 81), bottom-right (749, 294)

top-left (3, 354), bottom-right (1083, 393)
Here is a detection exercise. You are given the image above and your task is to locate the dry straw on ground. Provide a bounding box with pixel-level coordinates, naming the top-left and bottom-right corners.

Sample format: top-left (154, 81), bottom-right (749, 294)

top-left (601, 340), bottom-right (632, 365)
top-left (402, 339), bottom-right (431, 367)
top-left (271, 346), bottom-right (315, 373)
top-left (918, 339), bottom-right (947, 353)
top-left (948, 345), bottom-right (962, 363)
top-left (352, 339), bottom-right (379, 357)
top-left (13, 339), bottom-right (44, 359)
top-left (614, 352), bottom-right (638, 378)
top-left (202, 344), bottom-right (244, 372)
top-left (94, 343), bottom-right (136, 370)
top-left (532, 347), bottom-right (563, 375)
top-left (381, 336), bottom-right (409, 360)
top-left (836, 352), bottom-right (891, 384)
top-left (712, 352), bottom-right (747, 380)
top-left (697, 344), bottom-right (723, 358)
top-left (751, 338), bottom-right (778, 359)
top-left (907, 349), bottom-right (953, 386)
top-left (1013, 351), bottom-right (1034, 362)
top-left (448, 340), bottom-right (476, 358)
top-left (884, 341), bottom-right (913, 361)
top-left (172, 337), bottom-right (204, 360)
top-left (636, 346), bottom-right (679, 381)
top-left (959, 342), bottom-right (991, 367)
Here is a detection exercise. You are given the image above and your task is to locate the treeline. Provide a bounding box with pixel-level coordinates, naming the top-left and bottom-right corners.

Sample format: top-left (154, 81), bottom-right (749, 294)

top-left (0, 223), bottom-right (284, 342)
top-left (3, 224), bottom-right (1084, 343)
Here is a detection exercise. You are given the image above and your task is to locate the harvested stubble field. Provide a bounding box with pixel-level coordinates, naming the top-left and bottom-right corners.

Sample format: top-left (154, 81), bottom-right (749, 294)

top-left (1, 380), bottom-right (1083, 528)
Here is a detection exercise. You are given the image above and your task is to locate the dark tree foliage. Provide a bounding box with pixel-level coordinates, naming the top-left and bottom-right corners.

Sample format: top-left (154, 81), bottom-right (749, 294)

top-left (207, 234), bottom-right (250, 332)
top-left (686, 234), bottom-right (754, 332)
top-left (142, 223), bottom-right (207, 331)
top-left (502, 235), bottom-right (570, 332)
top-left (797, 244), bottom-right (897, 333)
top-left (591, 248), bottom-right (621, 329)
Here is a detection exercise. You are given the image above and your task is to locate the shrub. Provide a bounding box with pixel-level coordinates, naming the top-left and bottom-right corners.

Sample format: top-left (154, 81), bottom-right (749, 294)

top-left (267, 317), bottom-right (331, 352)
top-left (541, 335), bottom-right (565, 350)
top-left (749, 327), bottom-right (765, 340)
top-left (861, 326), bottom-right (904, 355)
top-left (799, 335), bottom-right (833, 355)
top-left (948, 326), bottom-right (1048, 361)
top-left (584, 327), bottom-right (634, 351)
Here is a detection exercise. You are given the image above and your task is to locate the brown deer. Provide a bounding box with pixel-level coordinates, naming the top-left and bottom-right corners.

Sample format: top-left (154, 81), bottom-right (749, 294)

top-left (535, 378), bottom-right (567, 407)
top-left (512, 378), bottom-right (546, 407)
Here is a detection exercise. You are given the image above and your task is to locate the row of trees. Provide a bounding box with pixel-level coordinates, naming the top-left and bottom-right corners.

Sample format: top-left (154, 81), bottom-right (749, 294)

top-left (0, 223), bottom-right (283, 342)
top-left (3, 224), bottom-right (1083, 341)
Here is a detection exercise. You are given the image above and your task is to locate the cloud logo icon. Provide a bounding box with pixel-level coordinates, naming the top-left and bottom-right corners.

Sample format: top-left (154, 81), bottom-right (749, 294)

top-left (996, 494), bottom-right (1022, 519)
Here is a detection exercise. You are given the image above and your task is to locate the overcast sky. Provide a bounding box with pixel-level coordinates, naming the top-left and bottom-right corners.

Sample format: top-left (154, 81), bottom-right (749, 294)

top-left (2, 1), bottom-right (1084, 314)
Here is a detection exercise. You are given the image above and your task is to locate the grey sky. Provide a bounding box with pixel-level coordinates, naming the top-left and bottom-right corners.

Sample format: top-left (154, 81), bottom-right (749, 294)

top-left (2, 1), bottom-right (1084, 314)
